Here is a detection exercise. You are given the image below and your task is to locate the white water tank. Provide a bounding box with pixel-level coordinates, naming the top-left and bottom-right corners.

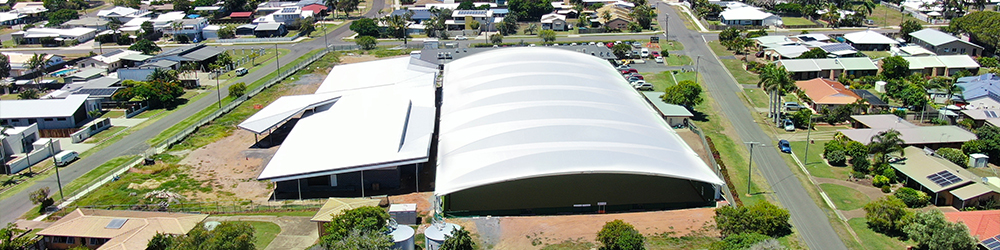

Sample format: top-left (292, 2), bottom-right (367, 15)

top-left (875, 81), bottom-right (887, 93)
top-left (970, 153), bottom-right (989, 168)
top-left (390, 225), bottom-right (415, 250)
top-left (424, 223), bottom-right (460, 250)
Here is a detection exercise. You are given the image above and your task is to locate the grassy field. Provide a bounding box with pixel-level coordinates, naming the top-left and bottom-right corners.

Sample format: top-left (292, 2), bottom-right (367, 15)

top-left (708, 41), bottom-right (731, 57)
top-left (19, 156), bottom-right (139, 219)
top-left (83, 126), bottom-right (127, 143)
top-left (661, 40), bottom-right (684, 51)
top-left (243, 221), bottom-right (281, 249)
top-left (743, 89), bottom-right (769, 108)
top-left (218, 49), bottom-right (288, 81)
top-left (869, 5), bottom-right (929, 26)
top-left (665, 54), bottom-right (692, 66)
top-left (670, 6), bottom-right (700, 31)
top-left (100, 110), bottom-right (125, 118)
top-left (782, 17), bottom-right (817, 26)
top-left (847, 218), bottom-right (910, 249)
top-left (789, 140), bottom-right (850, 180)
top-left (721, 59), bottom-right (759, 85)
top-left (645, 71), bottom-right (698, 93)
top-left (862, 51), bottom-right (892, 59)
top-left (819, 183), bottom-right (870, 211)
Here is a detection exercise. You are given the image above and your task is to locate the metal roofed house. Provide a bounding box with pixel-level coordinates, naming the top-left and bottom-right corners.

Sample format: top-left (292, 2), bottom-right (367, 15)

top-left (958, 73), bottom-right (1000, 83)
top-left (842, 30), bottom-right (899, 51)
top-left (391, 9), bottom-right (433, 24)
top-left (10, 2), bottom-right (46, 21)
top-left (12, 27), bottom-right (97, 44)
top-left (1, 52), bottom-right (64, 78)
top-left (65, 68), bottom-right (106, 83)
top-left (540, 13), bottom-right (567, 31)
top-left (851, 89), bottom-right (889, 111)
top-left (239, 56), bottom-right (438, 199)
top-left (595, 5), bottom-right (632, 30)
top-left (449, 9), bottom-right (493, 30)
top-left (96, 6), bottom-right (140, 20)
top-left (818, 43), bottom-right (859, 56)
top-left (254, 22), bottom-right (287, 37)
top-left (37, 209), bottom-right (208, 250)
top-left (960, 109), bottom-right (1000, 127)
top-left (310, 197), bottom-right (382, 236)
top-left (301, 3), bottom-right (329, 16)
top-left (892, 147), bottom-right (982, 207)
top-left (909, 28), bottom-right (983, 57)
top-left (416, 44), bottom-right (617, 64)
top-left (839, 114), bottom-right (977, 149)
top-left (165, 18), bottom-right (208, 41)
top-left (776, 57), bottom-right (878, 80)
top-left (75, 49), bottom-right (143, 72)
top-left (762, 45), bottom-right (810, 60)
top-left (752, 35), bottom-right (793, 48)
top-left (892, 45), bottom-right (936, 57)
top-left (61, 17), bottom-right (109, 31)
top-left (794, 78), bottom-right (861, 110)
top-left (719, 7), bottom-right (781, 26)
top-left (642, 92), bottom-right (694, 127)
top-left (899, 55), bottom-right (979, 77)
top-left (436, 47), bottom-right (723, 216)
top-left (0, 94), bottom-right (96, 129)
top-left (957, 79), bottom-right (1000, 109)
top-left (229, 11), bottom-right (255, 20)
top-left (946, 210), bottom-right (1000, 249)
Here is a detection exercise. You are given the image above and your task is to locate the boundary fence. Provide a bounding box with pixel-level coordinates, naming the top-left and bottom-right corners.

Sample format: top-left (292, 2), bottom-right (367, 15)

top-left (689, 122), bottom-right (737, 207)
top-left (69, 199), bottom-right (329, 214)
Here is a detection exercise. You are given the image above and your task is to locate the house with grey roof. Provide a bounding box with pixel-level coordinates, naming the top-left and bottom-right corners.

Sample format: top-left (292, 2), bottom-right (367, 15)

top-left (956, 74), bottom-right (1000, 110)
top-left (0, 94), bottom-right (96, 129)
top-left (841, 114), bottom-right (977, 149)
top-left (899, 55), bottom-right (980, 77)
top-left (642, 92), bottom-right (694, 127)
top-left (909, 28), bottom-right (983, 57)
top-left (843, 30), bottom-right (898, 51)
top-left (776, 57), bottom-right (878, 80)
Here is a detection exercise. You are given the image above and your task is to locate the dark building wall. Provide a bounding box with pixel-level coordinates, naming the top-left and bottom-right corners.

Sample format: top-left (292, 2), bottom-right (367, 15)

top-left (274, 168), bottom-right (402, 199)
top-left (445, 174), bottom-right (716, 216)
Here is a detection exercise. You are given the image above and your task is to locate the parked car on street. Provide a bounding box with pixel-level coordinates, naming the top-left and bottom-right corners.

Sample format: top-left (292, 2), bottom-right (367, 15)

top-left (783, 119), bottom-right (795, 131)
top-left (634, 82), bottom-right (654, 91)
top-left (455, 35), bottom-right (468, 40)
top-left (784, 102), bottom-right (803, 111)
top-left (654, 56), bottom-right (664, 63)
top-left (54, 150), bottom-right (79, 166)
top-left (778, 140), bottom-right (791, 153)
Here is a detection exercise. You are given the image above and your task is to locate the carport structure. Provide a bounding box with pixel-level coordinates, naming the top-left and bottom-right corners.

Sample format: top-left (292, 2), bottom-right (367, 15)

top-left (238, 57), bottom-right (437, 199)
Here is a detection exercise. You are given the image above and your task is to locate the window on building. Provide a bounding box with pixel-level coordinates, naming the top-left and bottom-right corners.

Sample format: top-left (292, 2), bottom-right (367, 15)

top-left (44, 118), bottom-right (53, 121)
top-left (51, 236), bottom-right (76, 244)
top-left (57, 118), bottom-right (67, 121)
top-left (961, 48), bottom-right (966, 54)
top-left (27, 119), bottom-right (36, 124)
top-left (89, 238), bottom-right (108, 246)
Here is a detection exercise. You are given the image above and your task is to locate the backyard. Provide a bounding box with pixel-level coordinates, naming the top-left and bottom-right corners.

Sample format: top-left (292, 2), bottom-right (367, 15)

top-left (781, 17), bottom-right (817, 26)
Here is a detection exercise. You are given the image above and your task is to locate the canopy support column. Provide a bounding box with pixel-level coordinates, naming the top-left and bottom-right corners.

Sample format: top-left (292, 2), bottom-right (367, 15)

top-left (254, 133), bottom-right (258, 147)
top-left (415, 163), bottom-right (419, 193)
top-left (297, 179), bottom-right (302, 200)
top-left (361, 170), bottom-right (365, 197)
top-left (268, 128), bottom-right (273, 145)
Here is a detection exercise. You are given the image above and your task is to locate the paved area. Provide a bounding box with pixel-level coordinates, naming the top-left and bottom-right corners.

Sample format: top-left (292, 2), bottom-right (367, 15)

top-left (209, 216), bottom-right (318, 250)
top-left (53, 138), bottom-right (95, 154)
top-left (109, 118), bottom-right (148, 127)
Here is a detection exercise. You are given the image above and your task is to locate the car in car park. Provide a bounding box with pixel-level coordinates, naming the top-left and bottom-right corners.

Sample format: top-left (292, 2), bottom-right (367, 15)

top-left (616, 65), bottom-right (631, 70)
top-left (651, 51), bottom-right (660, 57)
top-left (784, 102), bottom-right (803, 111)
top-left (589, 42), bottom-right (596, 45)
top-left (654, 56), bottom-right (664, 63)
top-left (630, 80), bottom-right (647, 86)
top-left (627, 76), bottom-right (643, 82)
top-left (455, 35), bottom-right (468, 40)
top-left (625, 73), bottom-right (643, 80)
top-left (783, 119), bottom-right (795, 131)
top-left (640, 48), bottom-right (650, 58)
top-left (620, 68), bottom-right (638, 74)
top-left (634, 82), bottom-right (654, 91)
top-left (778, 140), bottom-right (791, 153)
top-left (632, 41), bottom-right (642, 47)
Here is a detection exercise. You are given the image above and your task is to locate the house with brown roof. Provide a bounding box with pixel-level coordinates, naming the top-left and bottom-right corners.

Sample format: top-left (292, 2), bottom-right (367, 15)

top-left (595, 5), bottom-right (632, 30)
top-left (793, 78), bottom-right (861, 111)
top-left (37, 209), bottom-right (208, 250)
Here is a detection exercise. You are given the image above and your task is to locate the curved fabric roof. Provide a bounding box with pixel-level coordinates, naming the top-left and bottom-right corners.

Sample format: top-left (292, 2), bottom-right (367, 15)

top-left (435, 47), bottom-right (724, 196)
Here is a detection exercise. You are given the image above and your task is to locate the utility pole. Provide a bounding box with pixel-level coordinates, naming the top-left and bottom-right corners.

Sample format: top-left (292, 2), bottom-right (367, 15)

top-left (48, 139), bottom-right (63, 200)
top-left (215, 67), bottom-right (221, 109)
top-left (745, 141), bottom-right (761, 196)
top-left (803, 115), bottom-right (814, 169)
top-left (274, 43), bottom-right (280, 76)
top-left (695, 55), bottom-right (701, 84)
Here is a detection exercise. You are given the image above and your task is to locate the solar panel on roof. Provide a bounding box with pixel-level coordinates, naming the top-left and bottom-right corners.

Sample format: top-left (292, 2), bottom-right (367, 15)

top-left (820, 43), bottom-right (855, 52)
top-left (927, 170), bottom-right (963, 187)
top-left (106, 218), bottom-right (128, 229)
top-left (281, 7), bottom-right (296, 13)
top-left (984, 235), bottom-right (1000, 250)
top-left (74, 88), bottom-right (118, 96)
top-left (988, 110), bottom-right (998, 118)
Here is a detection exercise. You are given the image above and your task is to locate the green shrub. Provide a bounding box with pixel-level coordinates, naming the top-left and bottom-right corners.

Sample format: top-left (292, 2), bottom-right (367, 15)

top-left (851, 171), bottom-right (867, 179)
top-left (882, 168), bottom-right (897, 183)
top-left (872, 175), bottom-right (890, 187)
top-left (845, 141), bottom-right (868, 159)
top-left (937, 148), bottom-right (968, 167)
top-left (714, 201), bottom-right (791, 238)
top-left (881, 185), bottom-right (891, 193)
top-left (597, 220), bottom-right (645, 250)
top-left (826, 150), bottom-right (847, 166)
top-left (895, 187), bottom-right (930, 208)
top-left (824, 140), bottom-right (845, 157)
top-left (850, 156), bottom-right (870, 173)
top-left (710, 233), bottom-right (772, 250)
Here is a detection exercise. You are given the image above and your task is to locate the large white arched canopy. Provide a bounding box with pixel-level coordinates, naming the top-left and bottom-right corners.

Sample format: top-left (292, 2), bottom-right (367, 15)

top-left (435, 47), bottom-right (724, 196)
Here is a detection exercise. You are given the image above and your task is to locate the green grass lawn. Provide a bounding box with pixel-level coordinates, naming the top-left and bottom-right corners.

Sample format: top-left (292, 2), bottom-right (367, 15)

top-left (862, 51), bottom-right (892, 59)
top-left (819, 183), bottom-right (870, 211)
top-left (721, 59), bottom-right (760, 85)
top-left (790, 140), bottom-right (850, 180)
top-left (660, 40), bottom-right (684, 51)
top-left (670, 6), bottom-right (700, 31)
top-left (215, 210), bottom-right (319, 217)
top-left (870, 5), bottom-right (929, 26)
top-left (664, 54), bottom-right (692, 66)
top-left (781, 17), bottom-right (817, 26)
top-left (847, 218), bottom-right (910, 249)
top-left (100, 110), bottom-right (125, 118)
top-left (743, 89), bottom-right (769, 108)
top-left (708, 41), bottom-right (732, 57)
top-left (84, 126), bottom-right (127, 143)
top-left (244, 221), bottom-right (281, 249)
top-left (645, 71), bottom-right (697, 92)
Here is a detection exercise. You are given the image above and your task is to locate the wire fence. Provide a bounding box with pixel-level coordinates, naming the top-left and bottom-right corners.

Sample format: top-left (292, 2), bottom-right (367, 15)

top-left (69, 199), bottom-right (328, 214)
top-left (688, 122), bottom-right (737, 207)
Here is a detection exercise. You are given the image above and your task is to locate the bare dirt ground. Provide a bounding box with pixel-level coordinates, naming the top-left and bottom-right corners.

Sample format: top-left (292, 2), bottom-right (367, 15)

top-left (175, 55), bottom-right (396, 201)
top-left (442, 208), bottom-right (718, 249)
top-left (677, 129), bottom-right (710, 166)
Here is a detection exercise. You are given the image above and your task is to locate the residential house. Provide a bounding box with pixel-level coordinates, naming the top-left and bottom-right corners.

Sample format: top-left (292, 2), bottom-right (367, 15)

top-left (0, 124), bottom-right (39, 174)
top-left (945, 210), bottom-right (1000, 249)
top-left (909, 28), bottom-right (983, 57)
top-left (960, 108), bottom-right (1000, 128)
top-left (12, 27), bottom-right (97, 44)
top-left (119, 53), bottom-right (153, 68)
top-left (0, 12), bottom-right (25, 25)
top-left (165, 18), bottom-right (209, 41)
top-left (75, 49), bottom-right (144, 72)
top-left (252, 6), bottom-right (312, 26)
top-left (540, 13), bottom-right (567, 31)
top-left (119, 17), bottom-right (151, 36)
top-left (449, 10), bottom-right (493, 30)
top-left (229, 11), bottom-right (255, 22)
top-left (64, 68), bottom-right (106, 83)
top-left (118, 44), bottom-right (223, 81)
top-left (46, 77), bottom-right (122, 103)
top-left (900, 55), bottom-right (980, 77)
top-left (794, 78), bottom-right (862, 111)
top-left (391, 9), bottom-right (433, 24)
top-left (203, 25), bottom-right (221, 39)
top-left (892, 147), bottom-right (983, 207)
top-left (719, 7), bottom-right (781, 26)
top-left (37, 209), bottom-right (208, 250)
top-left (96, 6), bottom-right (139, 21)
top-left (310, 198), bottom-right (382, 236)
top-left (841, 114), bottom-right (977, 149)
top-left (852, 89), bottom-right (890, 112)
top-left (301, 3), bottom-right (329, 16)
top-left (150, 11), bottom-right (186, 31)
top-left (843, 30), bottom-right (899, 51)
top-left (892, 45), bottom-right (937, 57)
top-left (2, 52), bottom-right (64, 78)
top-left (956, 75), bottom-right (1000, 109)
top-left (777, 57), bottom-right (878, 80)
top-left (595, 5), bottom-right (632, 30)
top-left (254, 22), bottom-right (287, 37)
top-left (61, 17), bottom-right (110, 31)
top-left (0, 94), bottom-right (96, 130)
top-left (762, 45), bottom-right (811, 60)
top-left (10, 2), bottom-right (47, 22)
top-left (236, 24), bottom-right (257, 36)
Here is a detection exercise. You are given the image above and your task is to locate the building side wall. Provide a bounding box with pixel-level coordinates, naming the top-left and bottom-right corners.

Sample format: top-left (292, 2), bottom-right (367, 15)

top-left (445, 174), bottom-right (716, 216)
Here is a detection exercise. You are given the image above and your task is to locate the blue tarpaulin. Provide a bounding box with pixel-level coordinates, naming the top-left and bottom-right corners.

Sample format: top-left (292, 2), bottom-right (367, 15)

top-left (187, 14), bottom-right (200, 18)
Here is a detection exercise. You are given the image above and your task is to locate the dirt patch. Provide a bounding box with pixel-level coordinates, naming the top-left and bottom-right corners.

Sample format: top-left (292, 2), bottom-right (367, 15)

top-left (677, 129), bottom-right (710, 166)
top-left (339, 53), bottom-right (380, 64)
top-left (388, 192), bottom-right (435, 215)
top-left (438, 208), bottom-right (718, 250)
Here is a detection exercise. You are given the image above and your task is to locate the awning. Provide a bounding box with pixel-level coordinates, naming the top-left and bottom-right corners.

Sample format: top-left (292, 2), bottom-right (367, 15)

top-left (238, 92), bottom-right (342, 134)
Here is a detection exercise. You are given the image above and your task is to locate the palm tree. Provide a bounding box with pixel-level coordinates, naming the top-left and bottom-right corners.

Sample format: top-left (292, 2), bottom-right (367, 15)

top-left (382, 12), bottom-right (412, 45)
top-left (868, 129), bottom-right (905, 165)
top-left (758, 64), bottom-right (795, 125)
top-left (852, 0), bottom-right (876, 16)
top-left (171, 21), bottom-right (185, 42)
top-left (525, 23), bottom-right (538, 35)
top-left (26, 53), bottom-right (47, 85)
top-left (821, 3), bottom-right (841, 27)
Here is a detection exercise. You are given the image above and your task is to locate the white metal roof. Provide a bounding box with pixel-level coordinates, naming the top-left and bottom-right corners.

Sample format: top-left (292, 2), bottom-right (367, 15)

top-left (434, 48), bottom-right (724, 196)
top-left (937, 55), bottom-right (980, 69)
top-left (0, 94), bottom-right (89, 119)
top-left (255, 57), bottom-right (436, 181)
top-left (720, 7), bottom-right (775, 20)
top-left (843, 30), bottom-right (899, 45)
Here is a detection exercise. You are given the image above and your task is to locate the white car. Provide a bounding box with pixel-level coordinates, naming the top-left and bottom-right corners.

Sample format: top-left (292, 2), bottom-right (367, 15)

top-left (589, 42), bottom-right (596, 45)
top-left (634, 82), bottom-right (654, 91)
top-left (630, 80), bottom-right (647, 86)
top-left (654, 56), bottom-right (664, 63)
top-left (455, 35), bottom-right (468, 40)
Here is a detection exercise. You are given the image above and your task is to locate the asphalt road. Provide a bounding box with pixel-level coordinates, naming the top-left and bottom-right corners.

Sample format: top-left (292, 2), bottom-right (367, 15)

top-left (0, 0), bottom-right (386, 225)
top-left (657, 4), bottom-right (848, 250)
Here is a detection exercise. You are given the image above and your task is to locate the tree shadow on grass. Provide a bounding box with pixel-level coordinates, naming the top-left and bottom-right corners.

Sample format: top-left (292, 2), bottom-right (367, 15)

top-left (692, 109), bottom-right (710, 122)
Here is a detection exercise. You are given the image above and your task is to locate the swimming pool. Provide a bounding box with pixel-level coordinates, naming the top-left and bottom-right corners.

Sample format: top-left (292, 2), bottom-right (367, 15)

top-left (52, 68), bottom-right (77, 76)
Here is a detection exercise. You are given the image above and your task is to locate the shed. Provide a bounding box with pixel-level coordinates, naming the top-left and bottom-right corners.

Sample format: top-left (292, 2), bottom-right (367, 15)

top-left (236, 24), bottom-right (257, 36)
top-left (642, 92), bottom-right (694, 127)
top-left (309, 197), bottom-right (382, 236)
top-left (389, 203), bottom-right (417, 225)
top-left (254, 23), bottom-right (287, 37)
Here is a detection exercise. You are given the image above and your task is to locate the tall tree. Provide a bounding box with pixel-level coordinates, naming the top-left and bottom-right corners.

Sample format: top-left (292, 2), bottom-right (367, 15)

top-left (336, 0), bottom-right (360, 17)
top-left (899, 20), bottom-right (923, 42)
top-left (129, 39), bottom-right (162, 55)
top-left (904, 210), bottom-right (977, 250)
top-left (525, 23), bottom-right (538, 35)
top-left (538, 29), bottom-right (556, 43)
top-left (382, 11), bottom-right (412, 45)
top-left (759, 64), bottom-right (795, 125)
top-left (26, 53), bottom-right (48, 85)
top-left (630, 5), bottom-right (655, 29)
top-left (868, 129), bottom-right (905, 165)
top-left (320, 206), bottom-right (390, 248)
top-left (224, 0), bottom-right (248, 13)
top-left (440, 227), bottom-right (476, 250)
top-left (168, 222), bottom-right (255, 250)
top-left (881, 56), bottom-right (910, 79)
top-left (596, 220), bottom-right (645, 250)
top-left (662, 80), bottom-right (705, 108)
top-left (0, 223), bottom-right (34, 250)
top-left (797, 48), bottom-right (828, 59)
top-left (864, 196), bottom-right (912, 236)
top-left (0, 53), bottom-right (10, 80)
top-left (714, 201), bottom-right (792, 238)
top-left (349, 18), bottom-right (381, 37)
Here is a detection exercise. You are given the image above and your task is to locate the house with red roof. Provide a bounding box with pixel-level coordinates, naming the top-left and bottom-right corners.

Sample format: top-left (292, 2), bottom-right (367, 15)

top-left (301, 4), bottom-right (328, 16)
top-left (793, 78), bottom-right (862, 112)
top-left (945, 210), bottom-right (1000, 249)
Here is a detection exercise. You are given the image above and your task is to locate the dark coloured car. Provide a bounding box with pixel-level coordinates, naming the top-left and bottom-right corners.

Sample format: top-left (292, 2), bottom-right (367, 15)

top-left (778, 139), bottom-right (791, 153)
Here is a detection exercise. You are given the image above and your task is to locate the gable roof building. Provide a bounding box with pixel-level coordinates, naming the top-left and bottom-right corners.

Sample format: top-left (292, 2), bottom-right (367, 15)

top-left (777, 57), bottom-right (878, 80)
top-left (900, 55), bottom-right (980, 77)
top-left (843, 30), bottom-right (898, 51)
top-left (794, 78), bottom-right (861, 107)
top-left (909, 28), bottom-right (983, 57)
top-left (37, 209), bottom-right (208, 250)
top-left (719, 7), bottom-right (781, 26)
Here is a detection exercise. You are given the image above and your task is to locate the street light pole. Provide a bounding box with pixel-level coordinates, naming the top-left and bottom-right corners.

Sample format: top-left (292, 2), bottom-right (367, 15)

top-left (48, 139), bottom-right (63, 200)
top-left (274, 43), bottom-right (280, 76)
top-left (216, 68), bottom-right (221, 109)
top-left (745, 141), bottom-right (760, 196)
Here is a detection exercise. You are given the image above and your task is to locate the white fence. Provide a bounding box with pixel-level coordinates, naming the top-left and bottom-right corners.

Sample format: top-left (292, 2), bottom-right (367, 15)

top-left (70, 118), bottom-right (112, 143)
top-left (7, 140), bottom-right (61, 174)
